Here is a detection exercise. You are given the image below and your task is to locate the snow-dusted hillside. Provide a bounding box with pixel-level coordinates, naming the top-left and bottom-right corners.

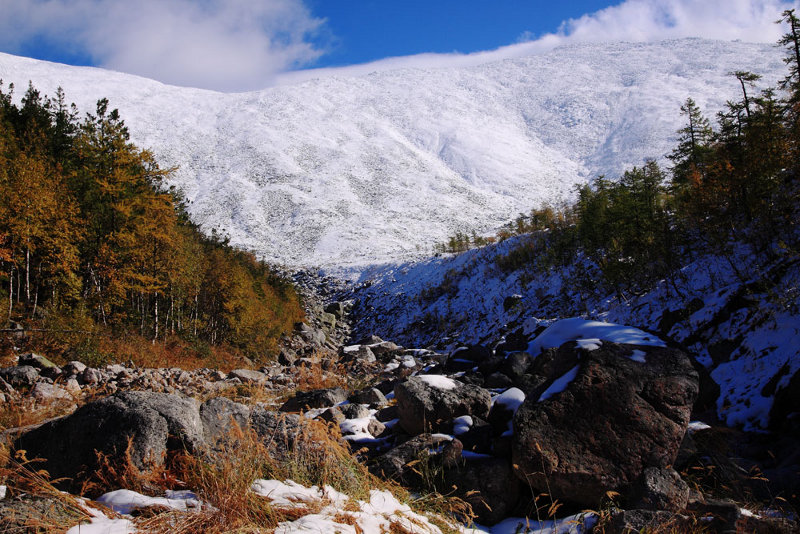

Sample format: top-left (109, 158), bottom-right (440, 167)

top-left (0, 40), bottom-right (784, 268)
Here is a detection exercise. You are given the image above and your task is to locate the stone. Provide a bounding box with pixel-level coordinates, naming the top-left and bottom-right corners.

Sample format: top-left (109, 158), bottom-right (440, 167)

top-left (485, 372), bottom-right (514, 389)
top-left (512, 342), bottom-right (698, 508)
top-left (279, 387), bottom-right (348, 412)
top-left (320, 312), bottom-right (337, 331)
top-left (249, 408), bottom-right (303, 458)
top-left (18, 353), bottom-right (58, 370)
top-left (80, 367), bottom-right (103, 386)
top-left (627, 467), bottom-right (689, 511)
top-left (444, 458), bottom-right (521, 525)
top-left (199, 397), bottom-right (251, 446)
top-left (318, 407), bottom-right (346, 425)
top-left (349, 387), bottom-right (387, 407)
top-left (63, 361), bottom-right (87, 376)
top-left (340, 403), bottom-right (370, 420)
top-left (0, 366), bottom-right (39, 388)
top-left (394, 376), bottom-right (492, 435)
top-left (500, 352), bottom-right (533, 380)
top-left (608, 510), bottom-right (691, 533)
top-left (367, 419), bottom-right (386, 437)
top-left (228, 369), bottom-right (267, 384)
top-left (29, 382), bottom-right (73, 404)
top-left (16, 392), bottom-right (204, 488)
top-left (278, 349), bottom-right (298, 366)
top-left (370, 434), bottom-right (452, 483)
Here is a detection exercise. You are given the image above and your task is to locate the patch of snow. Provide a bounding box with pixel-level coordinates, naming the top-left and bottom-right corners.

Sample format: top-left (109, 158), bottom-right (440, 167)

top-left (688, 421), bottom-right (712, 434)
top-left (67, 500), bottom-right (136, 534)
top-left (629, 349), bottom-right (647, 363)
top-left (575, 338), bottom-right (603, 351)
top-left (453, 415), bottom-right (473, 435)
top-left (464, 512), bottom-right (598, 533)
top-left (538, 365), bottom-right (581, 402)
top-left (529, 318), bottom-right (665, 356)
top-left (418, 375), bottom-right (458, 390)
top-left (96, 489), bottom-right (201, 515)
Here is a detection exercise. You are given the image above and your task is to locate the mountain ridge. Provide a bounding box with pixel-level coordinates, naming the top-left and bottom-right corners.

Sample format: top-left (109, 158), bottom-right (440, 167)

top-left (0, 39), bottom-right (784, 269)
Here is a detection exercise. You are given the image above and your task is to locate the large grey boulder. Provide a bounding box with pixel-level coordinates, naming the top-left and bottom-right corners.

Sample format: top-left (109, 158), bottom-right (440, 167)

top-left (369, 433), bottom-right (452, 483)
top-left (512, 342), bottom-right (698, 508)
top-left (394, 376), bottom-right (491, 435)
top-left (16, 391), bottom-right (203, 485)
top-left (627, 467), bottom-right (690, 511)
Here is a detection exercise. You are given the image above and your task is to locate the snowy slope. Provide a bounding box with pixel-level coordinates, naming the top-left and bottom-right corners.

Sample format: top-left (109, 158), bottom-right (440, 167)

top-left (348, 238), bottom-right (800, 432)
top-left (0, 39), bottom-right (784, 268)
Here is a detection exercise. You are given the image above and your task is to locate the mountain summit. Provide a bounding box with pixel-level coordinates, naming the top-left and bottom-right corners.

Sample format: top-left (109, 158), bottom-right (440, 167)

top-left (0, 39), bottom-right (784, 269)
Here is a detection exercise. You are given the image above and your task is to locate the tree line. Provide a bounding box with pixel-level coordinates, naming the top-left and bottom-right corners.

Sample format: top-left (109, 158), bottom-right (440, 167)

top-left (0, 84), bottom-right (303, 364)
top-left (490, 10), bottom-right (800, 297)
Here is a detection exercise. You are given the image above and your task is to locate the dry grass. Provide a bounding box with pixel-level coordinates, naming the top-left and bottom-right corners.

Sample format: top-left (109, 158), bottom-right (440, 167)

top-left (0, 396), bottom-right (77, 434)
top-left (0, 450), bottom-right (93, 533)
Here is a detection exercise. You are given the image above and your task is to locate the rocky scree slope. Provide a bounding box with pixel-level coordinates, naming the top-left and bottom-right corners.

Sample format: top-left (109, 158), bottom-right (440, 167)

top-left (0, 39), bottom-right (785, 269)
top-left (3, 315), bottom-right (797, 532)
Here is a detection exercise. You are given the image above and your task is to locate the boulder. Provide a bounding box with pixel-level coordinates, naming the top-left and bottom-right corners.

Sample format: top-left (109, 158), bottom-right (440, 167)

top-left (279, 387), bottom-right (348, 412)
top-left (248, 408), bottom-right (303, 458)
top-left (369, 433), bottom-right (451, 483)
top-left (318, 407), bottom-right (346, 425)
top-left (0, 366), bottom-right (39, 388)
top-left (609, 510), bottom-right (691, 533)
top-left (349, 387), bottom-right (387, 407)
top-left (340, 403), bottom-right (370, 420)
top-left (278, 348), bottom-right (298, 366)
top-left (512, 342), bottom-right (698, 508)
top-left (16, 392), bottom-right (204, 486)
top-left (18, 353), bottom-right (58, 371)
top-left (444, 458), bottom-right (520, 525)
top-left (500, 352), bottom-right (533, 380)
top-left (228, 369), bottom-right (267, 384)
top-left (199, 397), bottom-right (251, 446)
top-left (394, 376), bottom-right (491, 435)
top-left (627, 467), bottom-right (689, 511)
top-left (445, 345), bottom-right (491, 373)
top-left (63, 361), bottom-right (87, 376)
top-left (29, 382), bottom-right (73, 404)
top-left (324, 301), bottom-right (347, 317)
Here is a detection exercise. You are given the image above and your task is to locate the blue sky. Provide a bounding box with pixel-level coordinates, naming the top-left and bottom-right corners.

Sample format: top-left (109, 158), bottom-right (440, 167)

top-left (306, 1), bottom-right (616, 68)
top-left (0, 0), bottom-right (795, 91)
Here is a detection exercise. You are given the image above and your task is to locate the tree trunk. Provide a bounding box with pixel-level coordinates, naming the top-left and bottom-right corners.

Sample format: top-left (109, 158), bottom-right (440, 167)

top-left (153, 292), bottom-right (159, 342)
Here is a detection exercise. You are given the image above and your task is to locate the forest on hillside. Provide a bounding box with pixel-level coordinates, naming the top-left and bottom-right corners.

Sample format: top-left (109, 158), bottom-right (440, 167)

top-left (0, 84), bottom-right (303, 367)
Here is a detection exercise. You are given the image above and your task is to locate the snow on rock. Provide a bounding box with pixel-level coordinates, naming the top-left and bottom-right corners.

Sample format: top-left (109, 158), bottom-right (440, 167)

top-left (493, 387), bottom-right (526, 413)
top-left (0, 40), bottom-right (784, 269)
top-left (96, 489), bottom-right (202, 515)
top-left (453, 415), bottom-right (474, 435)
top-left (528, 318), bottom-right (665, 356)
top-left (418, 374), bottom-right (458, 390)
top-left (629, 349), bottom-right (648, 363)
top-left (538, 365), bottom-right (581, 402)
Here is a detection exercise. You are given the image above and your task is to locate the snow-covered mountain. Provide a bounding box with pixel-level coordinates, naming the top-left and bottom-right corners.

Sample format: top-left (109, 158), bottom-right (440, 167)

top-left (0, 39), bottom-right (785, 269)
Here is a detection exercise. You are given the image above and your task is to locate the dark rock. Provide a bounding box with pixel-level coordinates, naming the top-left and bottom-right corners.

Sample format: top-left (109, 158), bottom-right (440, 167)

top-left (444, 458), bottom-right (520, 525)
top-left (737, 515), bottom-right (800, 533)
top-left (453, 416), bottom-right (493, 454)
top-left (0, 366), bottom-right (39, 388)
top-left (477, 353), bottom-right (506, 376)
top-left (627, 467), bottom-right (689, 511)
top-left (769, 368), bottom-right (800, 434)
top-left (500, 352), bottom-right (533, 380)
top-left (16, 392), bottom-right (203, 486)
top-left (0, 495), bottom-right (84, 532)
top-left (394, 376), bottom-right (492, 435)
top-left (318, 407), bottom-right (346, 425)
top-left (485, 372), bottom-right (514, 389)
top-left (445, 345), bottom-right (491, 372)
top-left (249, 408), bottom-right (302, 458)
top-left (280, 387), bottom-right (348, 412)
top-left (369, 433), bottom-right (451, 483)
top-left (502, 295), bottom-right (523, 312)
top-left (324, 301), bottom-right (347, 317)
top-left (368, 341), bottom-right (401, 357)
top-left (493, 329), bottom-right (529, 357)
top-left (689, 499), bottom-right (741, 534)
top-left (609, 510), bottom-right (691, 533)
top-left (375, 405), bottom-right (399, 423)
top-left (278, 349), bottom-right (298, 366)
top-left (80, 367), bottom-right (103, 386)
top-left (512, 342), bottom-right (698, 508)
top-left (349, 387), bottom-right (387, 407)
top-left (18, 353), bottom-right (58, 370)
top-left (340, 403), bottom-right (370, 420)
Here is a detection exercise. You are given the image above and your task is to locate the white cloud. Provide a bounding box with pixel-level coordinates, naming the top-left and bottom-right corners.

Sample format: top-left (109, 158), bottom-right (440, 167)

top-left (0, 0), bottom-right (326, 91)
top-left (276, 0), bottom-right (799, 85)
